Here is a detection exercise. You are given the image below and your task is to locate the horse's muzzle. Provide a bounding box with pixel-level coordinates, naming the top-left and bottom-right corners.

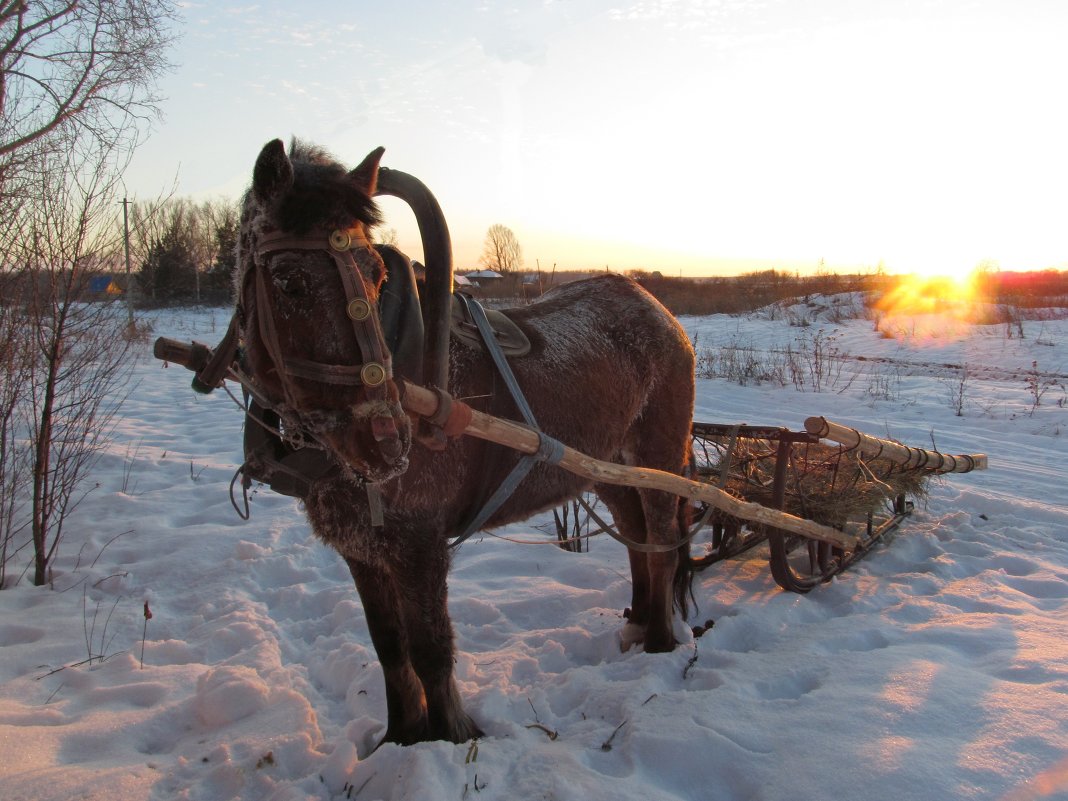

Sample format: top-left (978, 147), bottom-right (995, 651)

top-left (313, 400), bottom-right (412, 483)
top-left (371, 414), bottom-right (405, 461)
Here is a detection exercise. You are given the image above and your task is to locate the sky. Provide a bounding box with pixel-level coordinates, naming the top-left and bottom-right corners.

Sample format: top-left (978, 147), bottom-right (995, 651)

top-left (124, 0), bottom-right (1068, 277)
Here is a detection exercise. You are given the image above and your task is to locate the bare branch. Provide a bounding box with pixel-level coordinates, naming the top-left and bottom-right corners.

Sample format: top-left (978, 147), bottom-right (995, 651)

top-left (0, 0), bottom-right (177, 161)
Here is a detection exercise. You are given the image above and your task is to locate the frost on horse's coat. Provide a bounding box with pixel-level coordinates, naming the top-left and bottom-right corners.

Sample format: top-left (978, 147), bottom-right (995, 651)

top-left (236, 137), bottom-right (696, 746)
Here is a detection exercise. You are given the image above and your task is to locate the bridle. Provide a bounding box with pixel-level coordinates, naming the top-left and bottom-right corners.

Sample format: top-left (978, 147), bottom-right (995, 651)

top-left (244, 225), bottom-right (404, 457)
top-left (253, 226), bottom-right (393, 399)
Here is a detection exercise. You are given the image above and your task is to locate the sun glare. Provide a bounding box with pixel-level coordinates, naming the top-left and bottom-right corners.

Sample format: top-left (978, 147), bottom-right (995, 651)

top-left (872, 267), bottom-right (986, 339)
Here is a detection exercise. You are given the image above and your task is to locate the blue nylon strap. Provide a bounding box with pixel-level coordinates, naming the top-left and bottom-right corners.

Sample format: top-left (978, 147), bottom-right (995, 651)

top-left (467, 298), bottom-right (538, 428)
top-left (448, 432), bottom-right (566, 549)
top-left (449, 453), bottom-right (538, 548)
top-left (449, 298), bottom-right (565, 548)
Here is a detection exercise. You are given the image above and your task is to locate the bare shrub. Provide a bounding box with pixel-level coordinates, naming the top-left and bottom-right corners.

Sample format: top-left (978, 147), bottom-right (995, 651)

top-left (1, 1), bottom-right (175, 587)
top-left (865, 364), bottom-right (902, 406)
top-left (1026, 361), bottom-right (1062, 417)
top-left (697, 337), bottom-right (787, 387)
top-left (785, 330), bottom-right (853, 393)
top-left (16, 147), bottom-right (143, 586)
top-left (946, 365), bottom-right (969, 417)
top-left (697, 329), bottom-right (857, 394)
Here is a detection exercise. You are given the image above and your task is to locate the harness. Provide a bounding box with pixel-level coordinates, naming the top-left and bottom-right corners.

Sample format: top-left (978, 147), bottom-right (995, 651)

top-left (446, 294), bottom-right (562, 548)
top-left (187, 249), bottom-right (690, 554)
top-left (195, 216), bottom-right (554, 541)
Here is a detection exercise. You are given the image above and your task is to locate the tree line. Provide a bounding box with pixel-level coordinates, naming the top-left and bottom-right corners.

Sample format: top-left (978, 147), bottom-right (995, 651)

top-left (126, 196), bottom-right (240, 305)
top-left (134, 212), bottom-right (521, 306)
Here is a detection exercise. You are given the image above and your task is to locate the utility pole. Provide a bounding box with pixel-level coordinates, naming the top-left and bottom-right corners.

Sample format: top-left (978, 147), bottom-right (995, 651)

top-left (121, 197), bottom-right (134, 328)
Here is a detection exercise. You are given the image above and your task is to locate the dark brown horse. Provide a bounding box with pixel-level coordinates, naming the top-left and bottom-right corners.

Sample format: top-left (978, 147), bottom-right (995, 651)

top-left (235, 138), bottom-right (695, 745)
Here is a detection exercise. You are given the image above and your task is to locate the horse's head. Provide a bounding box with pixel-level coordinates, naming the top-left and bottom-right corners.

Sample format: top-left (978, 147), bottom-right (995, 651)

top-left (237, 138), bottom-right (411, 484)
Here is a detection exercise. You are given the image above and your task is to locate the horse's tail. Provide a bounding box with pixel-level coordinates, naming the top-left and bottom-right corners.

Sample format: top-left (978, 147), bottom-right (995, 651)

top-left (673, 492), bottom-right (695, 621)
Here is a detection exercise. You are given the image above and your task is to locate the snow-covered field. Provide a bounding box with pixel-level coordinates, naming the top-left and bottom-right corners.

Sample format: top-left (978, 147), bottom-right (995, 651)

top-left (2, 298), bottom-right (1066, 801)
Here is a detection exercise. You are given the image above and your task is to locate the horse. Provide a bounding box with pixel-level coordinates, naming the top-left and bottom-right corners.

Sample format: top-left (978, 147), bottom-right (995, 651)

top-left (233, 137), bottom-right (696, 746)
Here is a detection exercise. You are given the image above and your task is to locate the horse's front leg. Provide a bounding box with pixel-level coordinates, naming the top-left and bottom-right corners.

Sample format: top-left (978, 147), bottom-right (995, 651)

top-left (345, 557), bottom-right (430, 746)
top-left (398, 543), bottom-right (483, 743)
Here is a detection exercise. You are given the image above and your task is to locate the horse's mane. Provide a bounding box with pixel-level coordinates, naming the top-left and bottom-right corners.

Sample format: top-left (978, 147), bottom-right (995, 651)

top-left (262, 138), bottom-right (382, 234)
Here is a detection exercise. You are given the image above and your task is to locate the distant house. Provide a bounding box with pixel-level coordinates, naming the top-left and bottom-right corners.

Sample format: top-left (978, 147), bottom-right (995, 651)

top-left (88, 276), bottom-right (124, 295)
top-left (463, 269), bottom-right (503, 282)
top-left (454, 274), bottom-right (474, 287)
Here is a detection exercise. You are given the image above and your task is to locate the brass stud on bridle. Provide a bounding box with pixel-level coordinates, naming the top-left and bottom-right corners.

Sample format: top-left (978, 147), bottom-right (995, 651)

top-left (361, 362), bottom-right (387, 387)
top-left (329, 229), bottom-right (353, 251)
top-left (347, 298), bottom-right (371, 321)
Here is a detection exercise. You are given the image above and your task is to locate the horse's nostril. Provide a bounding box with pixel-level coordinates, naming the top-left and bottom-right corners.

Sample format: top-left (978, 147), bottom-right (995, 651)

top-left (370, 415), bottom-right (406, 462)
top-left (379, 437), bottom-right (404, 461)
top-left (371, 415), bottom-right (398, 442)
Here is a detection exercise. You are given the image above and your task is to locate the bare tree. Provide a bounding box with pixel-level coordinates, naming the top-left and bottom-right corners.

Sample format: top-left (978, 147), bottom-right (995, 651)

top-left (22, 144), bottom-right (142, 586)
top-left (133, 197), bottom-right (199, 304)
top-left (0, 1), bottom-right (177, 163)
top-left (480, 223), bottom-right (523, 274)
top-left (124, 196), bottom-right (175, 302)
top-left (191, 198), bottom-right (239, 302)
top-left (0, 269), bottom-right (33, 586)
top-left (374, 226), bottom-right (399, 247)
top-left (0, 0), bottom-right (176, 586)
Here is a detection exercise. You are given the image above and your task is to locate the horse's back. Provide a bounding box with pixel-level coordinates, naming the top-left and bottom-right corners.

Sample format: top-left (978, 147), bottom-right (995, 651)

top-left (496, 273), bottom-right (695, 467)
top-left (508, 273), bottom-right (693, 376)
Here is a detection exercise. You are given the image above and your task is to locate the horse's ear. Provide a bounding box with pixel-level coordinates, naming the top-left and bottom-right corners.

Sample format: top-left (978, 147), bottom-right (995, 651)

top-left (349, 147), bottom-right (385, 195)
top-left (253, 139), bottom-right (293, 202)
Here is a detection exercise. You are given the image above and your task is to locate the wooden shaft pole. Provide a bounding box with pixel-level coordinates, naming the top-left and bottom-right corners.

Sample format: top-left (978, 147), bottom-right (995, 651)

top-left (402, 381), bottom-right (859, 549)
top-left (803, 416), bottom-right (988, 473)
top-left (150, 338), bottom-right (860, 549)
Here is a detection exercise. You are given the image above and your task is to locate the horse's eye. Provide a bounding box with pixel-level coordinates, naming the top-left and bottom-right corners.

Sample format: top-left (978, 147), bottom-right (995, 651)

top-left (272, 270), bottom-right (309, 298)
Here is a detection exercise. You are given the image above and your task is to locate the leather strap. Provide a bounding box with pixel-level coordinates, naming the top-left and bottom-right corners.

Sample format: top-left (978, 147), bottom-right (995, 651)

top-left (254, 228), bottom-right (394, 399)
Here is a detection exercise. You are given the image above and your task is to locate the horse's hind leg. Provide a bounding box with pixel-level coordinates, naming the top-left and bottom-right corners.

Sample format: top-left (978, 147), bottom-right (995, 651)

top-left (345, 557), bottom-right (430, 746)
top-left (396, 545), bottom-right (483, 743)
top-left (597, 486), bottom-right (647, 648)
top-left (620, 368), bottom-right (694, 652)
top-left (598, 484), bottom-right (679, 652)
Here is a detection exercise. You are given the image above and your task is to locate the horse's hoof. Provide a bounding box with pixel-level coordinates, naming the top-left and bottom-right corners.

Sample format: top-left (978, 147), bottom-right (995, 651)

top-left (437, 715), bottom-right (483, 744)
top-left (620, 621), bottom-right (646, 652)
top-left (643, 624), bottom-right (678, 653)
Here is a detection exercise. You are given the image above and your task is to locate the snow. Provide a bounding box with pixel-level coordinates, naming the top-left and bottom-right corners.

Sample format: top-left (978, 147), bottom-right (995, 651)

top-left (2, 299), bottom-right (1067, 801)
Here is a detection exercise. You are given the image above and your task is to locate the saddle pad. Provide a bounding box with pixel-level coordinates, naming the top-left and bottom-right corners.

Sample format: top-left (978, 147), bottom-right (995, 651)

top-left (450, 295), bottom-right (531, 357)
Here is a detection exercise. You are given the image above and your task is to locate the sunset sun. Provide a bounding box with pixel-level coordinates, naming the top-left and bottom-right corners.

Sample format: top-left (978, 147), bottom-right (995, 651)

top-left (871, 264), bottom-right (987, 333)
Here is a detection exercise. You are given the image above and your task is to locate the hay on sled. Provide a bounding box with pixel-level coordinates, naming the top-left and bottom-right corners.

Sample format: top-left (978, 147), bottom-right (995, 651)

top-left (692, 432), bottom-right (931, 532)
